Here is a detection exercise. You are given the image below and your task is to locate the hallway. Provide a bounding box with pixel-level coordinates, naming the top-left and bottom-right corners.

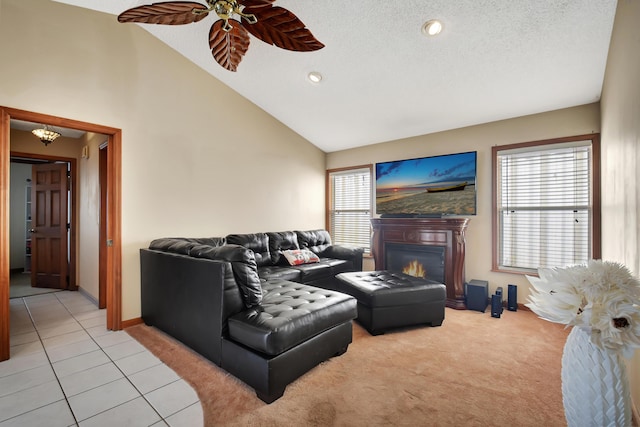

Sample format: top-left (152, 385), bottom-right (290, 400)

top-left (9, 272), bottom-right (62, 299)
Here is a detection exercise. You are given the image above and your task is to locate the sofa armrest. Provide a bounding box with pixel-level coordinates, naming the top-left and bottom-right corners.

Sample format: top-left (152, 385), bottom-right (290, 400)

top-left (190, 244), bottom-right (263, 308)
top-left (147, 238), bottom-right (263, 308)
top-left (320, 245), bottom-right (364, 271)
top-left (140, 249), bottom-right (244, 364)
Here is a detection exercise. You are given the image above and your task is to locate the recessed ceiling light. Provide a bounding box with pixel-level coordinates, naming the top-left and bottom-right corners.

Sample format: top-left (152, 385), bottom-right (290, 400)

top-left (422, 19), bottom-right (443, 37)
top-left (307, 71), bottom-right (323, 84)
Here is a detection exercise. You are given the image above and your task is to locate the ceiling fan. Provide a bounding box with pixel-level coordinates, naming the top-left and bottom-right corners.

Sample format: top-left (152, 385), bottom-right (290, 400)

top-left (118, 0), bottom-right (324, 72)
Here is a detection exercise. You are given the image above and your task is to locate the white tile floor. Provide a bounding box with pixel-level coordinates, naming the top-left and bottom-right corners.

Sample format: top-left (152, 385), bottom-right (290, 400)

top-left (1, 292), bottom-right (203, 427)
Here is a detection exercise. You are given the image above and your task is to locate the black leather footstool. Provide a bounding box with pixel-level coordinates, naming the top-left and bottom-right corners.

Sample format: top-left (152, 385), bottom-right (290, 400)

top-left (335, 271), bottom-right (446, 335)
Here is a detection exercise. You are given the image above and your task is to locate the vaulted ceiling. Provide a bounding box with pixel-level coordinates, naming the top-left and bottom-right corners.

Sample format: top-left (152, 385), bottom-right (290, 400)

top-left (53, 0), bottom-right (617, 152)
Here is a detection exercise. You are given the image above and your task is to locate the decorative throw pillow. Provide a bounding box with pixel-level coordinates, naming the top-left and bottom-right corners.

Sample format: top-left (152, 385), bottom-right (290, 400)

top-left (282, 249), bottom-right (320, 266)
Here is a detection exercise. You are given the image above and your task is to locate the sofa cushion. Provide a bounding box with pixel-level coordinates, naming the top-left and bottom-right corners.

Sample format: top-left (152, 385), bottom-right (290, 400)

top-left (258, 266), bottom-right (302, 282)
top-left (282, 249), bottom-right (320, 266)
top-left (227, 280), bottom-right (357, 356)
top-left (267, 231), bottom-right (299, 265)
top-left (296, 229), bottom-right (332, 255)
top-left (190, 244), bottom-right (263, 308)
top-left (291, 261), bottom-right (332, 282)
top-left (227, 233), bottom-right (272, 267)
top-left (149, 237), bottom-right (226, 255)
top-left (318, 258), bottom-right (353, 275)
top-left (193, 237), bottom-right (227, 247)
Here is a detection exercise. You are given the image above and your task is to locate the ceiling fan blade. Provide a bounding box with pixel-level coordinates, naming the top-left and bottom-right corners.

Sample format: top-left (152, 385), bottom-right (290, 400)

top-left (241, 5), bottom-right (324, 52)
top-left (118, 2), bottom-right (209, 25)
top-left (209, 20), bottom-right (250, 72)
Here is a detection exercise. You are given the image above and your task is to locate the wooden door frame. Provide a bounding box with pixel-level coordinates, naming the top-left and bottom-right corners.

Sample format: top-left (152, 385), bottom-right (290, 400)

top-left (99, 143), bottom-right (108, 309)
top-left (13, 153), bottom-right (78, 291)
top-left (0, 106), bottom-right (122, 361)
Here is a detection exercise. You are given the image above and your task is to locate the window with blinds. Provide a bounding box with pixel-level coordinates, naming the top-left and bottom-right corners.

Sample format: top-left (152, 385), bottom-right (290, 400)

top-left (493, 136), bottom-right (600, 273)
top-left (327, 166), bottom-right (372, 253)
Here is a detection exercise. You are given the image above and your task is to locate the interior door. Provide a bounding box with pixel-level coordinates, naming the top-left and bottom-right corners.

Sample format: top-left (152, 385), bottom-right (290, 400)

top-left (30, 163), bottom-right (68, 289)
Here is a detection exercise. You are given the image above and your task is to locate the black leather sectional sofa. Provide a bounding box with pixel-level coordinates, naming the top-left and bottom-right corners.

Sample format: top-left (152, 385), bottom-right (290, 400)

top-left (139, 230), bottom-right (363, 403)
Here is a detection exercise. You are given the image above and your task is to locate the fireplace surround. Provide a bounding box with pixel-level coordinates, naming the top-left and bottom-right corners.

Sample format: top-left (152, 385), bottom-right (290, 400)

top-left (371, 217), bottom-right (470, 309)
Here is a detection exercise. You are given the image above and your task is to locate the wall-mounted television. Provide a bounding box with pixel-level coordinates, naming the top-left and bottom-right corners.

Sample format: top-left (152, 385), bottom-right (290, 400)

top-left (375, 151), bottom-right (477, 217)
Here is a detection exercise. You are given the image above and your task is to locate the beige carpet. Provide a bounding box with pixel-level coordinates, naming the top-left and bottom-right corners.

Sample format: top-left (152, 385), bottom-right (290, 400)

top-left (127, 307), bottom-right (569, 426)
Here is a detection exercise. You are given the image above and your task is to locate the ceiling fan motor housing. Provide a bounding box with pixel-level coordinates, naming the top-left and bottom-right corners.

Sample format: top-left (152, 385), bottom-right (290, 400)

top-left (212, 0), bottom-right (236, 20)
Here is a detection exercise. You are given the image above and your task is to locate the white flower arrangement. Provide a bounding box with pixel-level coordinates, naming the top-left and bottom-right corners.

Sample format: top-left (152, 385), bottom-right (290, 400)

top-left (526, 260), bottom-right (640, 358)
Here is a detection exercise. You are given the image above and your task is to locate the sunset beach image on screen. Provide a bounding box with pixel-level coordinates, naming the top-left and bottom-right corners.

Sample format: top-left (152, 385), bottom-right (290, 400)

top-left (375, 151), bottom-right (477, 216)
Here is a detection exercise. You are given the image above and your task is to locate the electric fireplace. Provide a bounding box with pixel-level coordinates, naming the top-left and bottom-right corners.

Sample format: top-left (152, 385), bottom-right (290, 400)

top-left (371, 217), bottom-right (469, 309)
top-left (385, 243), bottom-right (445, 284)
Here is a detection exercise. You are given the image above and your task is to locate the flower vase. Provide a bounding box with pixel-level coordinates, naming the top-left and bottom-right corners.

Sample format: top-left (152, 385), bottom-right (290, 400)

top-left (561, 327), bottom-right (631, 427)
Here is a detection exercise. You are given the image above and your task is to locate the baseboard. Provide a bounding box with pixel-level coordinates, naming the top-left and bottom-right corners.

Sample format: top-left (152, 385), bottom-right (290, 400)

top-left (122, 317), bottom-right (143, 328)
top-left (9, 268), bottom-right (23, 274)
top-left (78, 287), bottom-right (99, 306)
top-left (483, 299), bottom-right (530, 312)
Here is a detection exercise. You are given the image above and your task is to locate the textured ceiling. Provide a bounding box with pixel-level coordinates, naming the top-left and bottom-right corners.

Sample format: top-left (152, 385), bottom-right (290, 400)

top-left (53, 0), bottom-right (617, 152)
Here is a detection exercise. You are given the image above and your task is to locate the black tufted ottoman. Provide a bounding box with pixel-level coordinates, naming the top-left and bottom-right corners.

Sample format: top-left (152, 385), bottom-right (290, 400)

top-left (335, 271), bottom-right (446, 335)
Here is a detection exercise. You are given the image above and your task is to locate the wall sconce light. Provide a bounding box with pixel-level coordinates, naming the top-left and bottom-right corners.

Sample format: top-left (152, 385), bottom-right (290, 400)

top-left (32, 124), bottom-right (61, 146)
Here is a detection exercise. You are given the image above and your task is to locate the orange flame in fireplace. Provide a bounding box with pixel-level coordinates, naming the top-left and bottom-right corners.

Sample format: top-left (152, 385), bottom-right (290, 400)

top-left (403, 260), bottom-right (426, 278)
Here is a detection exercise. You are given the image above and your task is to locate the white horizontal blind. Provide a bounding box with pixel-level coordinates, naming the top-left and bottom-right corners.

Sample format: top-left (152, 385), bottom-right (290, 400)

top-left (497, 141), bottom-right (592, 271)
top-left (329, 168), bottom-right (371, 252)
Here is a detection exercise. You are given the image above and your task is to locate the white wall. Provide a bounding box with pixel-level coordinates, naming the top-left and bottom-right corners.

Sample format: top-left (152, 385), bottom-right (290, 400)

top-left (600, 0), bottom-right (640, 415)
top-left (0, 0), bottom-right (326, 319)
top-left (9, 163), bottom-right (31, 270)
top-left (327, 103), bottom-right (601, 301)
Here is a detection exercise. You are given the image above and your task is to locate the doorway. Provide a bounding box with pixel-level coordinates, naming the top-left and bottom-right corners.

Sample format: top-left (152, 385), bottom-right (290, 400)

top-left (0, 106), bottom-right (122, 362)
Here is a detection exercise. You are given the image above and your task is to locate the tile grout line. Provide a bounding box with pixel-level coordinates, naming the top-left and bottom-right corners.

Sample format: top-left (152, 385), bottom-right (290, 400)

top-left (8, 292), bottom-right (195, 426)
top-left (13, 293), bottom-right (137, 426)
top-left (16, 295), bottom-right (80, 427)
top-left (54, 292), bottom-right (172, 426)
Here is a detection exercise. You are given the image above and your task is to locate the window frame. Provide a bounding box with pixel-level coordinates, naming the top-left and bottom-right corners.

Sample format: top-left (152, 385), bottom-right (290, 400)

top-left (326, 164), bottom-right (373, 255)
top-left (491, 134), bottom-right (601, 275)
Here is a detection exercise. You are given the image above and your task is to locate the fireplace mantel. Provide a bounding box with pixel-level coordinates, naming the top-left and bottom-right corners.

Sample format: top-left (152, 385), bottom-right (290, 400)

top-left (371, 217), bottom-right (470, 309)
